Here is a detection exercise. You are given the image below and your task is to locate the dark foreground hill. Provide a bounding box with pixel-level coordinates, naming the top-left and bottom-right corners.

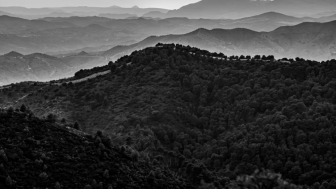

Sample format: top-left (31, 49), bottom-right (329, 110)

top-left (0, 108), bottom-right (193, 189)
top-left (0, 105), bottom-right (300, 189)
top-left (2, 44), bottom-right (336, 188)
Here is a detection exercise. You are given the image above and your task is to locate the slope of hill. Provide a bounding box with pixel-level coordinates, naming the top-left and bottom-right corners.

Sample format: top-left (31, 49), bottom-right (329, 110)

top-left (4, 44), bottom-right (336, 188)
top-left (0, 52), bottom-right (106, 86)
top-left (101, 21), bottom-right (336, 61)
top-left (0, 108), bottom-right (194, 188)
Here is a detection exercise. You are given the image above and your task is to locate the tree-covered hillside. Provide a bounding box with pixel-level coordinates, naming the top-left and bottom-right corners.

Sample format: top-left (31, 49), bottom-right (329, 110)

top-left (2, 44), bottom-right (336, 188)
top-left (0, 107), bottom-right (194, 188)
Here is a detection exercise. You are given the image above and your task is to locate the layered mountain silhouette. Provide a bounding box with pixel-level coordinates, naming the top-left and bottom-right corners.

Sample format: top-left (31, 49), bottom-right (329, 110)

top-left (2, 17), bottom-right (334, 86)
top-left (165, 0), bottom-right (336, 19)
top-left (1, 12), bottom-right (334, 55)
top-left (0, 52), bottom-right (106, 86)
top-left (102, 20), bottom-right (336, 61)
top-left (39, 16), bottom-right (112, 27)
top-left (1, 13), bottom-right (335, 85)
top-left (212, 12), bottom-right (314, 31)
top-left (0, 17), bottom-right (143, 55)
top-left (0, 6), bottom-right (169, 19)
top-left (1, 2), bottom-right (336, 20)
top-left (54, 6), bottom-right (169, 16)
top-left (0, 15), bottom-right (74, 34)
top-left (0, 7), bottom-right (56, 15)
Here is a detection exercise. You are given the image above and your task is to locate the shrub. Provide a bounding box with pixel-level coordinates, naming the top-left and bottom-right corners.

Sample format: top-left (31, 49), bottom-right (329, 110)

top-left (47, 114), bottom-right (56, 123)
top-left (83, 184), bottom-right (92, 189)
top-left (55, 182), bottom-right (62, 189)
top-left (74, 122), bottom-right (80, 130)
top-left (6, 176), bottom-right (13, 186)
top-left (20, 104), bottom-right (27, 112)
top-left (0, 149), bottom-right (8, 162)
top-left (96, 130), bottom-right (103, 137)
top-left (103, 169), bottom-right (109, 179)
top-left (39, 172), bottom-right (48, 180)
top-left (91, 179), bottom-right (97, 188)
top-left (99, 143), bottom-right (106, 150)
top-left (7, 107), bottom-right (14, 115)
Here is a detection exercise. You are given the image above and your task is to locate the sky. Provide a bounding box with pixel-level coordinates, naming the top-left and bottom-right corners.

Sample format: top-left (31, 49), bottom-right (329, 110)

top-left (0, 0), bottom-right (200, 9)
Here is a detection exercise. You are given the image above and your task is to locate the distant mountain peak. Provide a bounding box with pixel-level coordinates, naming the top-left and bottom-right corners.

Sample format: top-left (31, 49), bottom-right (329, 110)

top-left (261, 11), bottom-right (287, 16)
top-left (78, 51), bottom-right (89, 56)
top-left (26, 53), bottom-right (56, 59)
top-left (132, 6), bottom-right (140, 9)
top-left (257, 11), bottom-right (296, 18)
top-left (4, 51), bottom-right (23, 57)
top-left (190, 28), bottom-right (210, 34)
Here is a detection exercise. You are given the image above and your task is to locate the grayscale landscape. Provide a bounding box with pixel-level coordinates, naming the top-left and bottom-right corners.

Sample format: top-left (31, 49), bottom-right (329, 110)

top-left (1, 0), bottom-right (336, 189)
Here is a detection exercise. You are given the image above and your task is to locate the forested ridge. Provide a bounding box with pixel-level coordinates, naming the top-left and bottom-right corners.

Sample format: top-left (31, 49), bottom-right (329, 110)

top-left (109, 44), bottom-right (336, 188)
top-left (1, 43), bottom-right (336, 188)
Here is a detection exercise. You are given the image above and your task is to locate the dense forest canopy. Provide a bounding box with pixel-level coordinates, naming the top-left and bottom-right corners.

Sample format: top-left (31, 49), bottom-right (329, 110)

top-left (1, 43), bottom-right (336, 188)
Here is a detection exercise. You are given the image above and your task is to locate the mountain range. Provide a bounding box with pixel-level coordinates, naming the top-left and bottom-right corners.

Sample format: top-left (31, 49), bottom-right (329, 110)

top-left (0, 6), bottom-right (169, 19)
top-left (0, 51), bottom-right (106, 86)
top-left (2, 1), bottom-right (336, 188)
top-left (1, 11), bottom-right (336, 55)
top-left (101, 20), bottom-right (336, 61)
top-left (165, 0), bottom-right (336, 19)
top-left (1, 18), bottom-right (336, 85)
top-left (0, 15), bottom-right (74, 34)
top-left (1, 1), bottom-right (336, 20)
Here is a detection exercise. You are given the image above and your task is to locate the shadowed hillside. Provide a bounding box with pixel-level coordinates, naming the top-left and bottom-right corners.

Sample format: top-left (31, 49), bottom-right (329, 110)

top-left (0, 108), bottom-right (195, 188)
